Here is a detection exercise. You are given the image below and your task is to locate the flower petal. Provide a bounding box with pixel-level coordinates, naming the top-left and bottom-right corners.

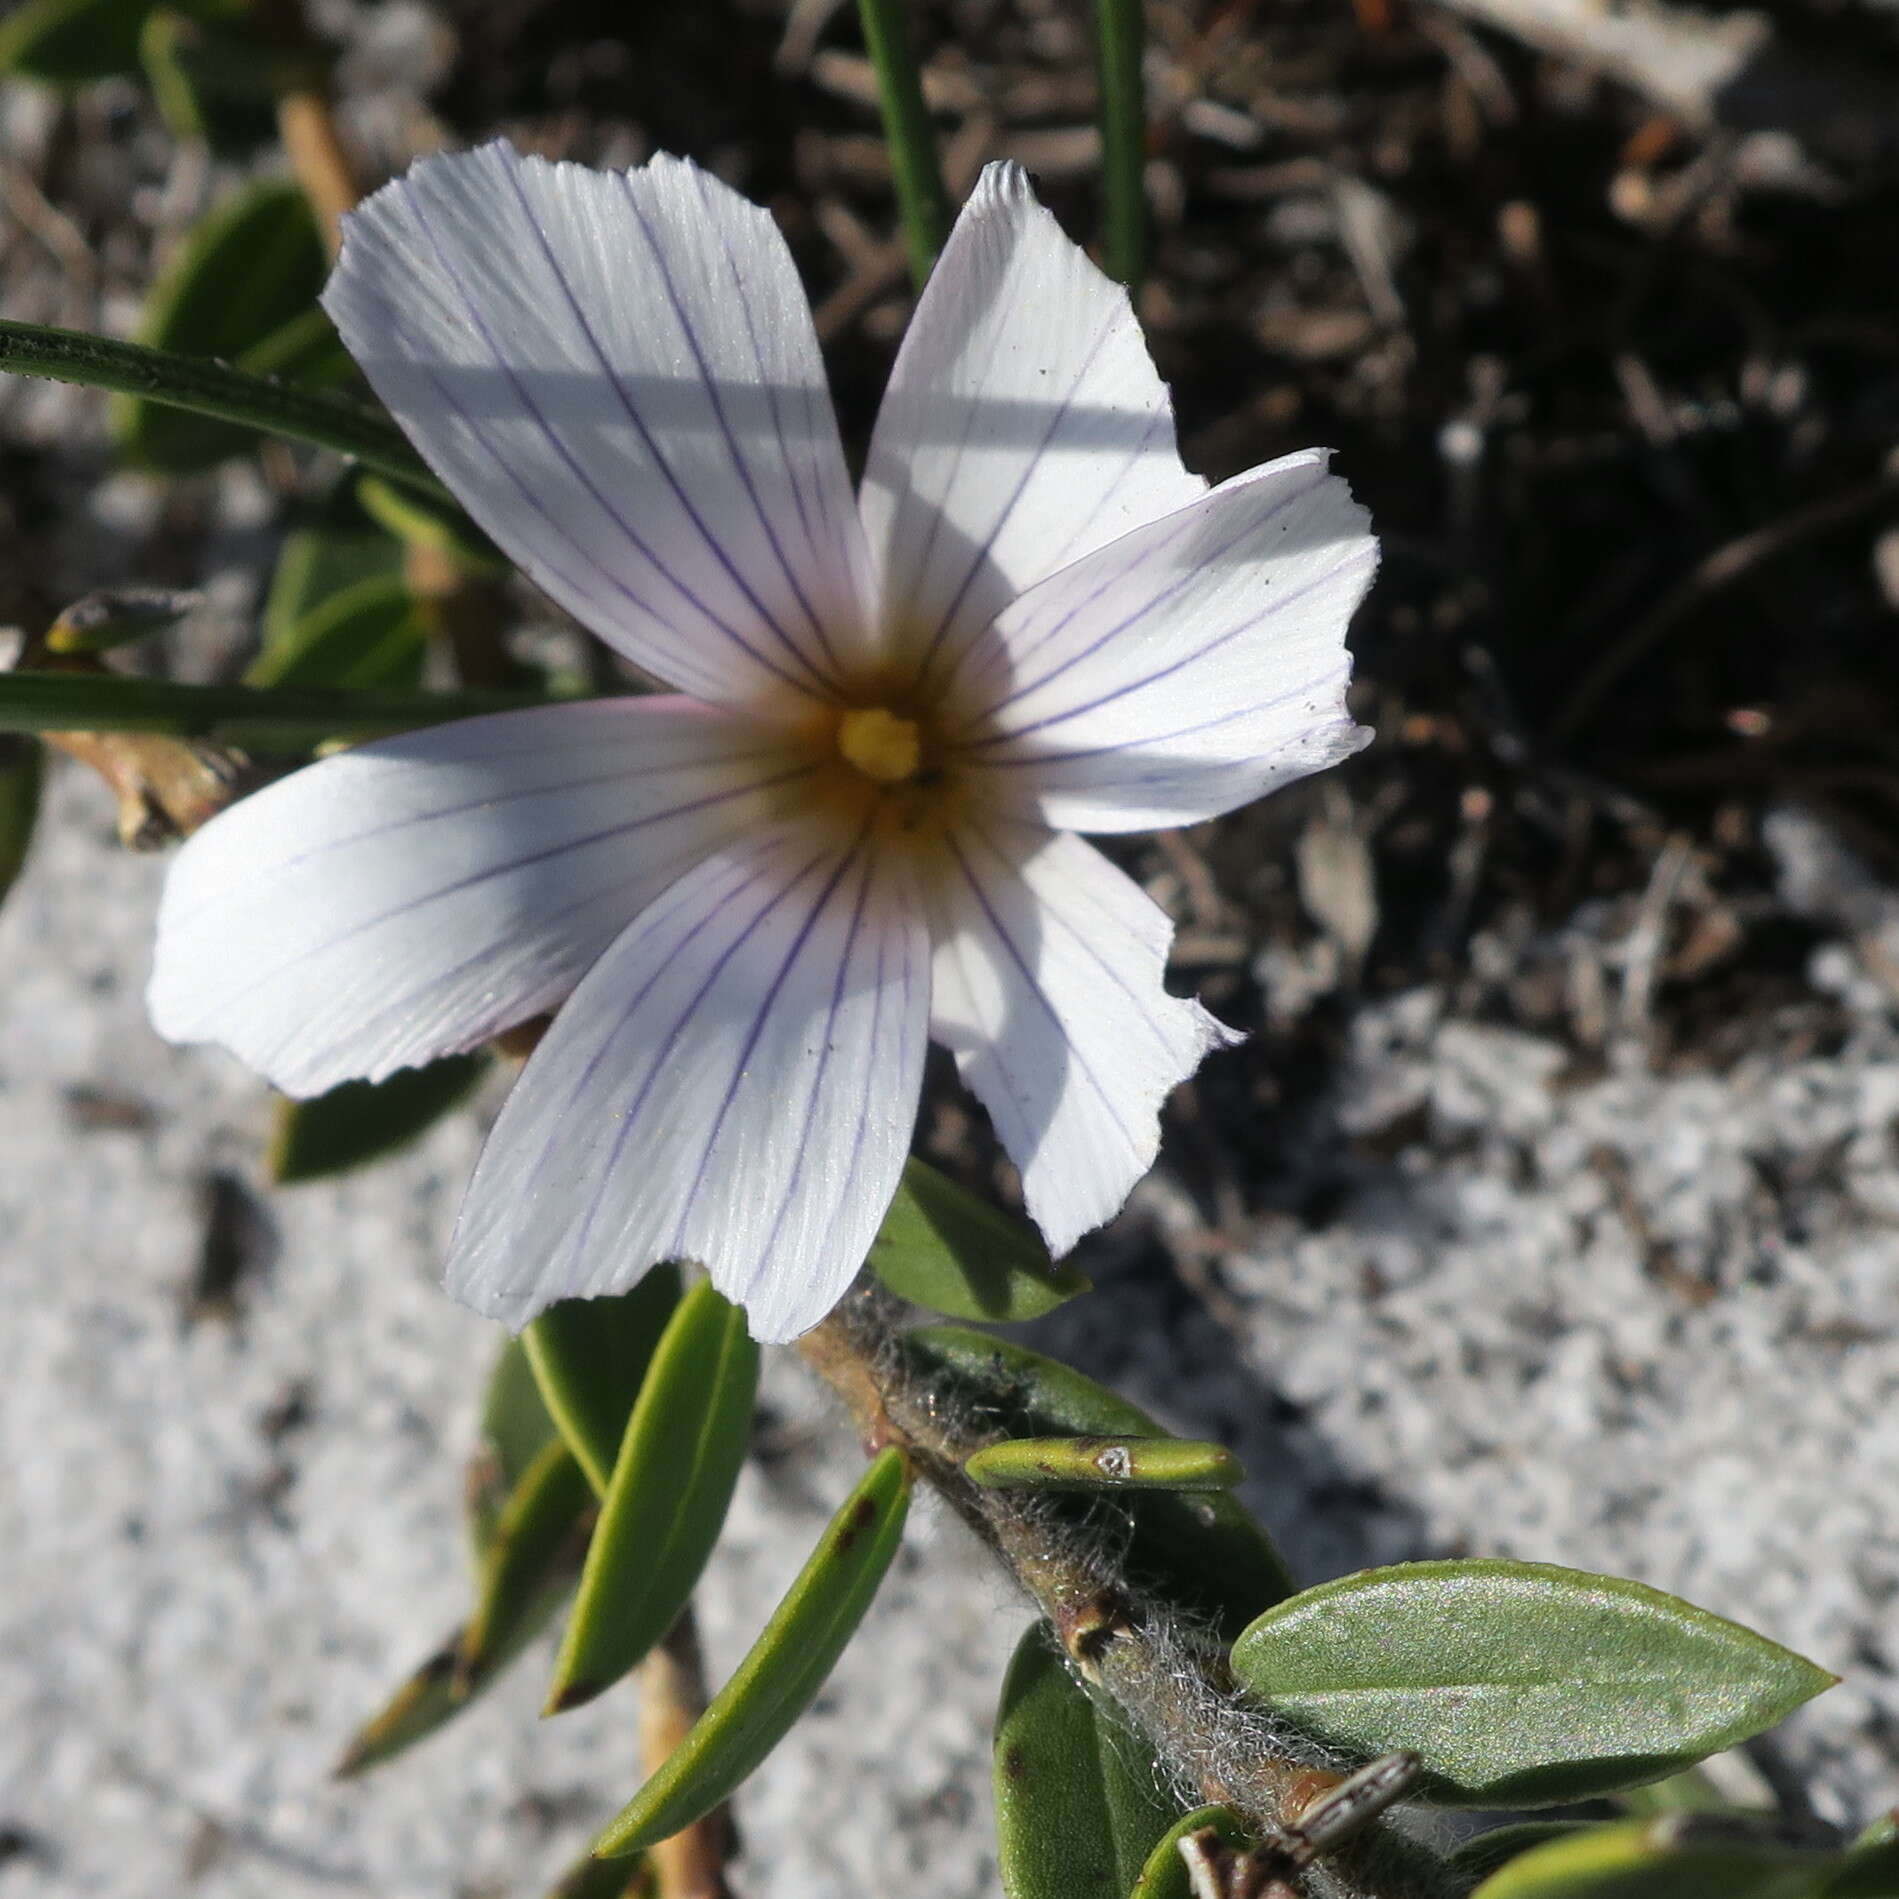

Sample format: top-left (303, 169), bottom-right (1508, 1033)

top-left (859, 161), bottom-right (1205, 689)
top-left (148, 698), bottom-right (811, 1097)
top-left (321, 141), bottom-right (873, 715)
top-left (949, 450), bottom-right (1376, 832)
top-left (444, 821), bottom-right (929, 1344)
top-left (923, 821), bottom-right (1238, 1255)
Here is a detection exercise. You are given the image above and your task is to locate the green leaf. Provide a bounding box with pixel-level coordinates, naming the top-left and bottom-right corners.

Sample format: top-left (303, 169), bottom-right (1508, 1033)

top-left (546, 1280), bottom-right (759, 1713)
top-left (336, 1434), bottom-right (592, 1777)
top-left (260, 520), bottom-right (406, 655)
top-left (266, 1056), bottom-right (488, 1185)
top-left (869, 1158), bottom-right (1088, 1321)
top-left (1821, 1835), bottom-right (1899, 1898)
top-left (993, 1626), bottom-right (1184, 1899)
top-left (356, 473), bottom-right (507, 578)
top-left (904, 1326), bottom-right (1294, 1638)
top-left (458, 1436), bottom-right (596, 1689)
top-left (140, 5), bottom-right (287, 153)
top-left (1618, 1762), bottom-right (1769, 1819)
top-left (470, 1335), bottom-right (561, 1554)
top-left (1127, 1807), bottom-right (1253, 1899)
top-left (0, 0), bottom-right (150, 83)
top-left (1449, 1825), bottom-right (1595, 1886)
top-left (0, 670), bottom-right (551, 749)
top-left (594, 1447), bottom-right (911, 1857)
top-left (247, 573), bottom-right (428, 690)
top-left (523, 1268), bottom-right (686, 1498)
top-left (0, 318), bottom-right (439, 497)
top-left (113, 181), bottom-right (333, 471)
top-left (0, 739), bottom-right (43, 909)
top-left (1228, 1561), bottom-right (1837, 1808)
top-left (546, 1850), bottom-right (657, 1899)
top-left (966, 1434), bottom-right (1243, 1493)
top-left (1469, 1820), bottom-right (1833, 1899)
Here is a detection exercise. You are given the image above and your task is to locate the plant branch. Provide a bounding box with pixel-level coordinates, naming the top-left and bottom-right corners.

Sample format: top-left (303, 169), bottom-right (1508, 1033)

top-left (1091, 0), bottom-right (1148, 288)
top-left (797, 1289), bottom-right (1454, 1899)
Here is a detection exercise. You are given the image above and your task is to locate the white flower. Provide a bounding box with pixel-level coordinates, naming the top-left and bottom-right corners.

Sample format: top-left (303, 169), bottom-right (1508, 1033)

top-left (147, 142), bottom-right (1376, 1344)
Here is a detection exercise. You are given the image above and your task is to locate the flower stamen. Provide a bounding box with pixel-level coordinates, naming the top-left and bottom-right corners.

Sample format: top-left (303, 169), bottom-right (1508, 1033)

top-left (837, 707), bottom-right (924, 785)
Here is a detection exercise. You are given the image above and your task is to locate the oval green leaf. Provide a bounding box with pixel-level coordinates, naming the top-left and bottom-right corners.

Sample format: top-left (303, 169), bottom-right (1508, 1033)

top-left (140, 5), bottom-right (287, 153)
top-left (547, 1280), bottom-right (758, 1713)
top-left (870, 1158), bottom-right (1088, 1320)
top-left (0, 0), bottom-right (150, 83)
top-left (459, 1436), bottom-right (597, 1688)
top-left (966, 1434), bottom-right (1243, 1493)
top-left (266, 1055), bottom-right (487, 1185)
top-left (1229, 1561), bottom-right (1837, 1808)
top-left (905, 1326), bottom-right (1293, 1638)
top-left (594, 1447), bottom-right (911, 1857)
top-left (0, 738), bottom-right (42, 909)
top-left (993, 1626), bottom-right (1184, 1899)
top-left (247, 573), bottom-right (428, 691)
top-left (1471, 1820), bottom-right (1833, 1899)
top-left (1127, 1806), bottom-right (1253, 1899)
top-left (523, 1267), bottom-right (686, 1497)
top-left (1821, 1836), bottom-right (1899, 1899)
top-left (113, 181), bottom-right (332, 471)
top-left (1450, 1825), bottom-right (1595, 1886)
top-left (336, 1434), bottom-right (592, 1777)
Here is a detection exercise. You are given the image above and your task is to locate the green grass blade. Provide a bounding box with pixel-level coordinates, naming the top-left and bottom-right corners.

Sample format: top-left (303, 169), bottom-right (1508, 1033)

top-left (856, 0), bottom-right (951, 287)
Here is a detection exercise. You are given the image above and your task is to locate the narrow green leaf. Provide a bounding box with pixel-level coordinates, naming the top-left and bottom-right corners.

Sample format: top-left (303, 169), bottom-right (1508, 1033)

top-left (967, 1434), bottom-right (1243, 1493)
top-left (1127, 1806), bottom-right (1252, 1899)
top-left (1229, 1561), bottom-right (1837, 1808)
top-left (0, 670), bottom-right (552, 749)
top-left (855, 0), bottom-right (951, 287)
top-left (259, 521), bottom-right (406, 654)
top-left (356, 473), bottom-right (507, 578)
top-left (470, 1334), bottom-right (561, 1554)
top-left (0, 317), bottom-right (441, 497)
top-left (1449, 1825), bottom-right (1595, 1886)
top-left (268, 1056), bottom-right (488, 1185)
top-left (113, 181), bottom-right (331, 472)
top-left (1470, 1820), bottom-right (1833, 1899)
top-left (1090, 0), bottom-right (1147, 288)
top-left (140, 5), bottom-right (287, 153)
top-left (247, 573), bottom-right (428, 690)
top-left (547, 1850), bottom-right (657, 1899)
top-left (0, 739), bottom-right (43, 908)
top-left (459, 1437), bottom-right (596, 1688)
top-left (905, 1326), bottom-right (1294, 1637)
top-left (0, 0), bottom-right (150, 83)
top-left (869, 1158), bottom-right (1088, 1321)
top-left (523, 1267), bottom-right (686, 1498)
top-left (336, 1434), bottom-right (591, 1776)
top-left (595, 1447), bottom-right (912, 1857)
top-left (993, 1627), bottom-right (1183, 1899)
top-left (1618, 1762), bottom-right (1767, 1818)
top-left (547, 1281), bottom-right (759, 1713)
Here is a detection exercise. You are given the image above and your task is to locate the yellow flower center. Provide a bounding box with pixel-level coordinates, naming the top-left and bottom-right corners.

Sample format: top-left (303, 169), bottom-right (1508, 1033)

top-left (836, 706), bottom-right (924, 785)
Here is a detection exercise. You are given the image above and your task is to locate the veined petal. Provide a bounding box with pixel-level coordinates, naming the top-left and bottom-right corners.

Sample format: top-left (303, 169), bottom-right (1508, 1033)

top-left (860, 161), bottom-right (1205, 690)
top-left (148, 698), bottom-right (811, 1097)
top-left (445, 820), bottom-right (929, 1344)
top-left (322, 141), bottom-right (873, 716)
top-left (924, 821), bottom-right (1238, 1256)
top-left (950, 450), bottom-right (1376, 833)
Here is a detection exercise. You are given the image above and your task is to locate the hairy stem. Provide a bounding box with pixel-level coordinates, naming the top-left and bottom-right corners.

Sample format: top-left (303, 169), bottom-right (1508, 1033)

top-left (798, 1289), bottom-right (1454, 1899)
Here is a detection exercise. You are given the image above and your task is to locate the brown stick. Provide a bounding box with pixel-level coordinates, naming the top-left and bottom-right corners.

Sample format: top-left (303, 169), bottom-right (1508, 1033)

top-left (637, 1613), bottom-right (736, 1899)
